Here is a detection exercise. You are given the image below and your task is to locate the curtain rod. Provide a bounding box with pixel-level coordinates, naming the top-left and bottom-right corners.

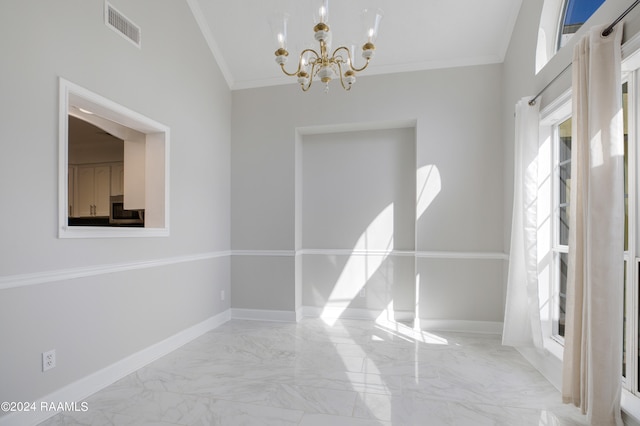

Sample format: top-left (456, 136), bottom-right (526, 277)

top-left (529, 0), bottom-right (640, 106)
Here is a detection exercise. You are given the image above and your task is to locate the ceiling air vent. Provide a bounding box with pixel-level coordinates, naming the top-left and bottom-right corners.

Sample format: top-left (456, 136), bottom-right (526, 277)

top-left (105, 2), bottom-right (141, 48)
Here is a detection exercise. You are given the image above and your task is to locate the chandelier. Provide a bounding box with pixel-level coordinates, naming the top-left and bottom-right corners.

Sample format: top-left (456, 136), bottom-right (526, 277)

top-left (271, 0), bottom-right (382, 92)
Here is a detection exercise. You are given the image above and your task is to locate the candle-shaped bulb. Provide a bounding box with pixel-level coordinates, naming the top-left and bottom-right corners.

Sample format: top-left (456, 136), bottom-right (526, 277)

top-left (360, 8), bottom-right (382, 43)
top-left (313, 0), bottom-right (330, 24)
top-left (269, 13), bottom-right (289, 50)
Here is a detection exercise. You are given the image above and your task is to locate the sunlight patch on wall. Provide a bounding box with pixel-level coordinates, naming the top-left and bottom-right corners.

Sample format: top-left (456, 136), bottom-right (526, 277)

top-left (321, 203), bottom-right (394, 325)
top-left (414, 273), bottom-right (420, 326)
top-left (416, 165), bottom-right (441, 219)
top-left (353, 202), bottom-right (395, 253)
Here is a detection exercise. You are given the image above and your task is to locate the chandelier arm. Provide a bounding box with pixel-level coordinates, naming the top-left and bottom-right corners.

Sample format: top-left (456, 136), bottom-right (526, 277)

top-left (280, 49), bottom-right (321, 77)
top-left (336, 61), bottom-right (352, 91)
top-left (301, 48), bottom-right (320, 61)
top-left (331, 46), bottom-right (350, 60)
top-left (301, 62), bottom-right (316, 92)
top-left (348, 57), bottom-right (370, 73)
top-left (331, 46), bottom-right (350, 68)
top-left (332, 45), bottom-right (370, 73)
top-left (279, 63), bottom-right (300, 77)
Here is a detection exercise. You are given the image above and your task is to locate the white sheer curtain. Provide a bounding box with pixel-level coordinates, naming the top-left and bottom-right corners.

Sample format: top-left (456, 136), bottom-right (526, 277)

top-left (503, 97), bottom-right (543, 349)
top-left (561, 24), bottom-right (624, 426)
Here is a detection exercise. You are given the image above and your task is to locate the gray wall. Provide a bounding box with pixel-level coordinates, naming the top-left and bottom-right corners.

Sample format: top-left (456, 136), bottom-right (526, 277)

top-left (301, 127), bottom-right (416, 315)
top-left (0, 0), bottom-right (230, 407)
top-left (231, 64), bottom-right (505, 323)
top-left (8, 0), bottom-right (635, 414)
top-left (302, 128), bottom-right (416, 250)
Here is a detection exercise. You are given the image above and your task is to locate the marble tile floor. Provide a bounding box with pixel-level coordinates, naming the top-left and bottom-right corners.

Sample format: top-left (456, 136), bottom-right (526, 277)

top-left (39, 318), bottom-right (588, 426)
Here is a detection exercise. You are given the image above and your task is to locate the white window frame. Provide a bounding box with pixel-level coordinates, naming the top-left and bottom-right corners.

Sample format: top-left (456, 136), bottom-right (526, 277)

top-left (536, 0), bottom-right (565, 73)
top-left (551, 115), bottom-right (570, 341)
top-left (623, 72), bottom-right (637, 394)
top-left (536, 0), bottom-right (605, 73)
top-left (58, 78), bottom-right (170, 238)
top-left (620, 60), bottom-right (640, 419)
top-left (539, 83), bottom-right (635, 375)
top-left (533, 31), bottom-right (640, 420)
top-left (539, 90), bottom-right (572, 359)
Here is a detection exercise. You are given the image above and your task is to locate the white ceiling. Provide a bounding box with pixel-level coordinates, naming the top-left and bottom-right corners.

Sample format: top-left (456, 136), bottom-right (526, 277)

top-left (187, 0), bottom-right (523, 91)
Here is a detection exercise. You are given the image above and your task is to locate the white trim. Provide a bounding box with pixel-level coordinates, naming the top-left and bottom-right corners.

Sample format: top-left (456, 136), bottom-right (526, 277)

top-left (624, 72), bottom-right (639, 395)
top-left (498, 0), bottom-right (524, 61)
top-left (232, 249), bottom-right (505, 259)
top-left (535, 0), bottom-right (564, 74)
top-left (0, 311), bottom-right (230, 426)
top-left (185, 0), bottom-right (234, 89)
top-left (59, 78), bottom-right (170, 238)
top-left (515, 346), bottom-right (563, 391)
top-left (622, 31), bottom-right (640, 73)
top-left (623, 389), bottom-right (640, 426)
top-left (298, 249), bottom-right (507, 260)
top-left (0, 249), bottom-right (505, 291)
top-left (301, 306), bottom-right (414, 322)
top-left (231, 308), bottom-right (297, 322)
top-left (230, 56), bottom-right (504, 91)
top-left (296, 119), bottom-right (417, 136)
top-left (414, 251), bottom-right (508, 260)
top-left (539, 88), bottom-right (572, 125)
top-left (621, 53), bottom-right (640, 424)
top-left (418, 319), bottom-right (504, 334)
top-left (59, 227), bottom-right (170, 239)
top-left (298, 249), bottom-right (416, 257)
top-left (0, 251), bottom-right (231, 290)
top-left (231, 250), bottom-right (295, 257)
top-left (304, 307), bottom-right (503, 334)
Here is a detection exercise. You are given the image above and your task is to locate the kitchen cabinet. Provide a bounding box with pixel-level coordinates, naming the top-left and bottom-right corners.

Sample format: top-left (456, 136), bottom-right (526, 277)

top-left (76, 165), bottom-right (111, 217)
top-left (68, 165), bottom-right (75, 217)
top-left (111, 163), bottom-right (124, 196)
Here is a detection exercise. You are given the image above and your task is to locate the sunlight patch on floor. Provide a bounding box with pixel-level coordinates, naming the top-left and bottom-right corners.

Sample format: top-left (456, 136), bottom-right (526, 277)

top-left (375, 303), bottom-right (449, 346)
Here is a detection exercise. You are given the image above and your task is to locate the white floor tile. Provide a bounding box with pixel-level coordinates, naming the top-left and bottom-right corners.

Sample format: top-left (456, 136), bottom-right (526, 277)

top-left (37, 318), bottom-right (588, 426)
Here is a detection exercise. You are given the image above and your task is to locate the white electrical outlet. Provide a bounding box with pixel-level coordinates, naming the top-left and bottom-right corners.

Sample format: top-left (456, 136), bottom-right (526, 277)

top-left (42, 349), bottom-right (56, 372)
top-left (221, 290), bottom-right (225, 301)
top-left (360, 288), bottom-right (366, 297)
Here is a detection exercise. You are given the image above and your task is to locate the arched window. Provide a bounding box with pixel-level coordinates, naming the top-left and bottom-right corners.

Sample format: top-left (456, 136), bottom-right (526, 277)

top-left (557, 0), bottom-right (606, 49)
top-left (536, 0), bottom-right (605, 73)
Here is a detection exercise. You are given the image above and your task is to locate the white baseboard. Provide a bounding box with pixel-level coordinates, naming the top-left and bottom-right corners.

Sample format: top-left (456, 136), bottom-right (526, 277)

top-left (231, 307), bottom-right (502, 336)
top-left (300, 307), bottom-right (501, 335)
top-left (0, 310), bottom-right (231, 426)
top-left (301, 306), bottom-right (414, 322)
top-left (515, 346), bottom-right (562, 391)
top-left (231, 308), bottom-right (297, 322)
top-left (418, 319), bottom-right (504, 334)
top-left (623, 390), bottom-right (640, 426)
